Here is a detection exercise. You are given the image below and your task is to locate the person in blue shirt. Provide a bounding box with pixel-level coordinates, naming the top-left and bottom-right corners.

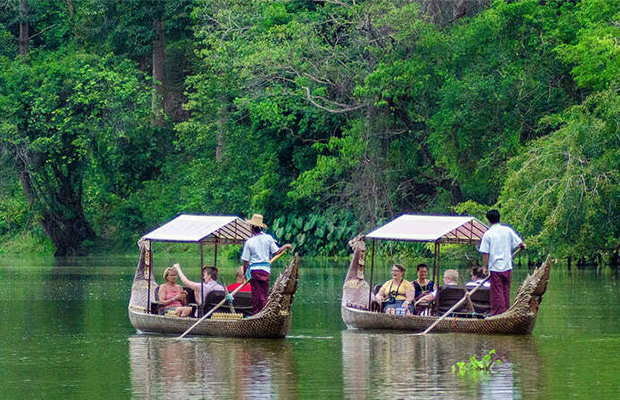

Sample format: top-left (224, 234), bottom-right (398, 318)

top-left (241, 214), bottom-right (291, 314)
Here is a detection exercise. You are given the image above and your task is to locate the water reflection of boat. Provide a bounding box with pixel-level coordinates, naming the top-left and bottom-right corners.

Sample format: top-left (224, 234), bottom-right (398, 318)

top-left (129, 335), bottom-right (297, 399)
top-left (342, 216), bottom-right (550, 335)
top-left (128, 215), bottom-right (299, 338)
top-left (341, 330), bottom-right (543, 399)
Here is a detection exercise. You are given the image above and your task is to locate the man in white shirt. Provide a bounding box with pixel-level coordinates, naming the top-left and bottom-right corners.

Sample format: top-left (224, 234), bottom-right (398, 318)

top-left (478, 209), bottom-right (526, 315)
top-left (242, 214), bottom-right (291, 314)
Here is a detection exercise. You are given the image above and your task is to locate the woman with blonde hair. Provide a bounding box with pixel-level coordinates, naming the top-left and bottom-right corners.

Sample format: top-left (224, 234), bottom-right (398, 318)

top-left (159, 267), bottom-right (193, 317)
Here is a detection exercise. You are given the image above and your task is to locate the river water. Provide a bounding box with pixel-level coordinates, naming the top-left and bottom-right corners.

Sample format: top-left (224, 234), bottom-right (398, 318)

top-left (1, 254), bottom-right (620, 399)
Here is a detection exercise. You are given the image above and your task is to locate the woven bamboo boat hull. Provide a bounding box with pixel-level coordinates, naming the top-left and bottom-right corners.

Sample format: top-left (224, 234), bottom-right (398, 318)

top-left (342, 304), bottom-right (537, 334)
top-left (341, 236), bottom-right (550, 335)
top-left (128, 305), bottom-right (293, 338)
top-left (128, 240), bottom-right (299, 338)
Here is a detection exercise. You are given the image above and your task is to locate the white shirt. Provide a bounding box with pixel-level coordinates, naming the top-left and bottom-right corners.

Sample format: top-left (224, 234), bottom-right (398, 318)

top-left (466, 279), bottom-right (491, 288)
top-left (478, 223), bottom-right (523, 272)
top-left (241, 232), bottom-right (280, 272)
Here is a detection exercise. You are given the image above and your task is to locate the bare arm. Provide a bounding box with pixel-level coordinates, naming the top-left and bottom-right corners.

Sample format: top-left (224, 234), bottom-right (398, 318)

top-left (417, 286), bottom-right (438, 303)
top-left (243, 260), bottom-right (249, 277)
top-left (482, 253), bottom-right (489, 275)
top-left (375, 287), bottom-right (385, 303)
top-left (274, 243), bottom-right (292, 256)
top-left (173, 263), bottom-right (200, 292)
top-left (404, 287), bottom-right (415, 304)
top-left (158, 285), bottom-right (167, 304)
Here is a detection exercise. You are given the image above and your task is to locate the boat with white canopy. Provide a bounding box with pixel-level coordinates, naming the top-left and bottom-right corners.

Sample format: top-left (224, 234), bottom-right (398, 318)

top-left (128, 214), bottom-right (299, 338)
top-left (341, 214), bottom-right (550, 334)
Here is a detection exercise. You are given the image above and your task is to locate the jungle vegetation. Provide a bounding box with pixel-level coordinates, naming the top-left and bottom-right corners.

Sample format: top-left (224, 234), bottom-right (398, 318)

top-left (0, 0), bottom-right (618, 264)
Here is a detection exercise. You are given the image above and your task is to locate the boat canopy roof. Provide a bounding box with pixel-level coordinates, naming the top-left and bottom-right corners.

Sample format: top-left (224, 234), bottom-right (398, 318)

top-left (142, 214), bottom-right (252, 244)
top-left (365, 214), bottom-right (488, 244)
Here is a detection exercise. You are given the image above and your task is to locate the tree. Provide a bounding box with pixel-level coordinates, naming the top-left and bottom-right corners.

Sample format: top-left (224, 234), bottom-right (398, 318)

top-left (73, 0), bottom-right (196, 122)
top-left (499, 0), bottom-right (620, 260)
top-left (0, 51), bottom-right (152, 255)
top-left (428, 0), bottom-right (577, 203)
top-left (555, 0), bottom-right (620, 91)
top-left (18, 0), bottom-right (28, 55)
top-left (500, 89), bottom-right (619, 259)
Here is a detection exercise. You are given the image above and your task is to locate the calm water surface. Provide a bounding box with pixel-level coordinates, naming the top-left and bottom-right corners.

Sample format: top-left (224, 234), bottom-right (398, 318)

top-left (1, 255), bottom-right (620, 399)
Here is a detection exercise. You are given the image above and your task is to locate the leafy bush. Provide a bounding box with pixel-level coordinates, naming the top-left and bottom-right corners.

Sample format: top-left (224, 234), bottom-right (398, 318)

top-left (272, 211), bottom-right (359, 256)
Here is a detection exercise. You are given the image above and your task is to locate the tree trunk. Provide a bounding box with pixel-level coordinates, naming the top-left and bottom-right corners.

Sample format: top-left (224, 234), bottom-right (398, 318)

top-left (40, 173), bottom-right (95, 256)
top-left (41, 209), bottom-right (95, 256)
top-left (610, 250), bottom-right (619, 270)
top-left (13, 149), bottom-right (95, 256)
top-left (19, 0), bottom-right (29, 55)
top-left (152, 18), bottom-right (166, 126)
top-left (66, 0), bottom-right (74, 19)
top-left (215, 102), bottom-right (228, 162)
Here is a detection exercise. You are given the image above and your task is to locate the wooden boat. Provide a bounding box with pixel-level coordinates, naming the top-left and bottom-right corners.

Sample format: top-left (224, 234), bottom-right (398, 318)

top-left (341, 215), bottom-right (550, 335)
top-left (128, 214), bottom-right (299, 338)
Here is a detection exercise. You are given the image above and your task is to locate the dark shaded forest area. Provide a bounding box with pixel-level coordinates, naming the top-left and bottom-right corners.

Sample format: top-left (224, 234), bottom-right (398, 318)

top-left (0, 0), bottom-right (618, 263)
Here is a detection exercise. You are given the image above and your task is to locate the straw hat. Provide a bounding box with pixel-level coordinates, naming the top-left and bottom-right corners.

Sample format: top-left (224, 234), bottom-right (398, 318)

top-left (246, 213), bottom-right (267, 228)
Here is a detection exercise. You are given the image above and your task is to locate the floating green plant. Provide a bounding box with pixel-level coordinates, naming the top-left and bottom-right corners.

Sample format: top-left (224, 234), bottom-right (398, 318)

top-left (451, 349), bottom-right (501, 375)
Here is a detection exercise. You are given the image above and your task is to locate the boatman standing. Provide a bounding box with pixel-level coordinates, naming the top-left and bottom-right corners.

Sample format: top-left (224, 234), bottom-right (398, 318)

top-left (242, 214), bottom-right (292, 314)
top-left (479, 209), bottom-right (526, 316)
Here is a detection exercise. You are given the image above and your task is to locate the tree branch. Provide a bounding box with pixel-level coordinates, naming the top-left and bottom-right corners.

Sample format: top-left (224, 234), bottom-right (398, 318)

top-left (29, 23), bottom-right (56, 40)
top-left (297, 86), bottom-right (364, 114)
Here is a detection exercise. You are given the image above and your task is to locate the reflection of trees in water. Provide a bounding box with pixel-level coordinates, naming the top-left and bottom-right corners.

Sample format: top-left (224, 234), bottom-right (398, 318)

top-left (342, 331), bottom-right (543, 399)
top-left (129, 336), bottom-right (297, 399)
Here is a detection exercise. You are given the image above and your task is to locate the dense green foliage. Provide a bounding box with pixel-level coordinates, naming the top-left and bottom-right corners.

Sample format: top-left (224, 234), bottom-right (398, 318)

top-left (0, 0), bottom-right (618, 261)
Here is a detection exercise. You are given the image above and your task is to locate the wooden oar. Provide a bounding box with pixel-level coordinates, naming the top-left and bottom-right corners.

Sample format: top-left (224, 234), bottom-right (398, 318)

top-left (178, 249), bottom-right (290, 339)
top-left (178, 279), bottom-right (250, 339)
top-left (268, 249), bottom-right (287, 265)
top-left (417, 246), bottom-right (523, 335)
top-left (416, 275), bottom-right (490, 335)
top-left (220, 278), bottom-right (236, 314)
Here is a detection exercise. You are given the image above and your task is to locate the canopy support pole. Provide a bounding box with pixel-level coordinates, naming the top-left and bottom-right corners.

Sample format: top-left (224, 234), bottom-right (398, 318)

top-left (200, 243), bottom-right (204, 316)
top-left (213, 242), bottom-right (218, 270)
top-left (437, 242), bottom-right (441, 283)
top-left (432, 242), bottom-right (440, 285)
top-left (146, 240), bottom-right (152, 314)
top-left (368, 239), bottom-right (376, 309)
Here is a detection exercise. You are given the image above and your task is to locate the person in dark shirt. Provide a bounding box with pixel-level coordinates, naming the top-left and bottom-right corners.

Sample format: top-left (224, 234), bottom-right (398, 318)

top-left (413, 263), bottom-right (434, 299)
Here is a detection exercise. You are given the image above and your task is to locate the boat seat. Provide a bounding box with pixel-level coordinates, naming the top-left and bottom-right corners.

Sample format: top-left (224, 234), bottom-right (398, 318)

top-left (373, 284), bottom-right (382, 295)
top-left (415, 300), bottom-right (433, 316)
top-left (202, 290), bottom-right (254, 317)
top-left (149, 285), bottom-right (166, 314)
top-left (369, 284), bottom-right (383, 312)
top-left (435, 286), bottom-right (474, 316)
top-left (184, 286), bottom-right (197, 305)
top-left (467, 287), bottom-right (491, 315)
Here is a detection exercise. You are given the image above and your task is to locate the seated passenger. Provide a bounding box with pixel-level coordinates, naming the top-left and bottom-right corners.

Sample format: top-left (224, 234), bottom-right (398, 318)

top-left (173, 263), bottom-right (225, 310)
top-left (413, 263), bottom-right (434, 299)
top-left (227, 266), bottom-right (251, 293)
top-left (374, 264), bottom-right (415, 315)
top-left (466, 266), bottom-right (490, 289)
top-left (417, 269), bottom-right (459, 303)
top-left (159, 267), bottom-right (193, 317)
